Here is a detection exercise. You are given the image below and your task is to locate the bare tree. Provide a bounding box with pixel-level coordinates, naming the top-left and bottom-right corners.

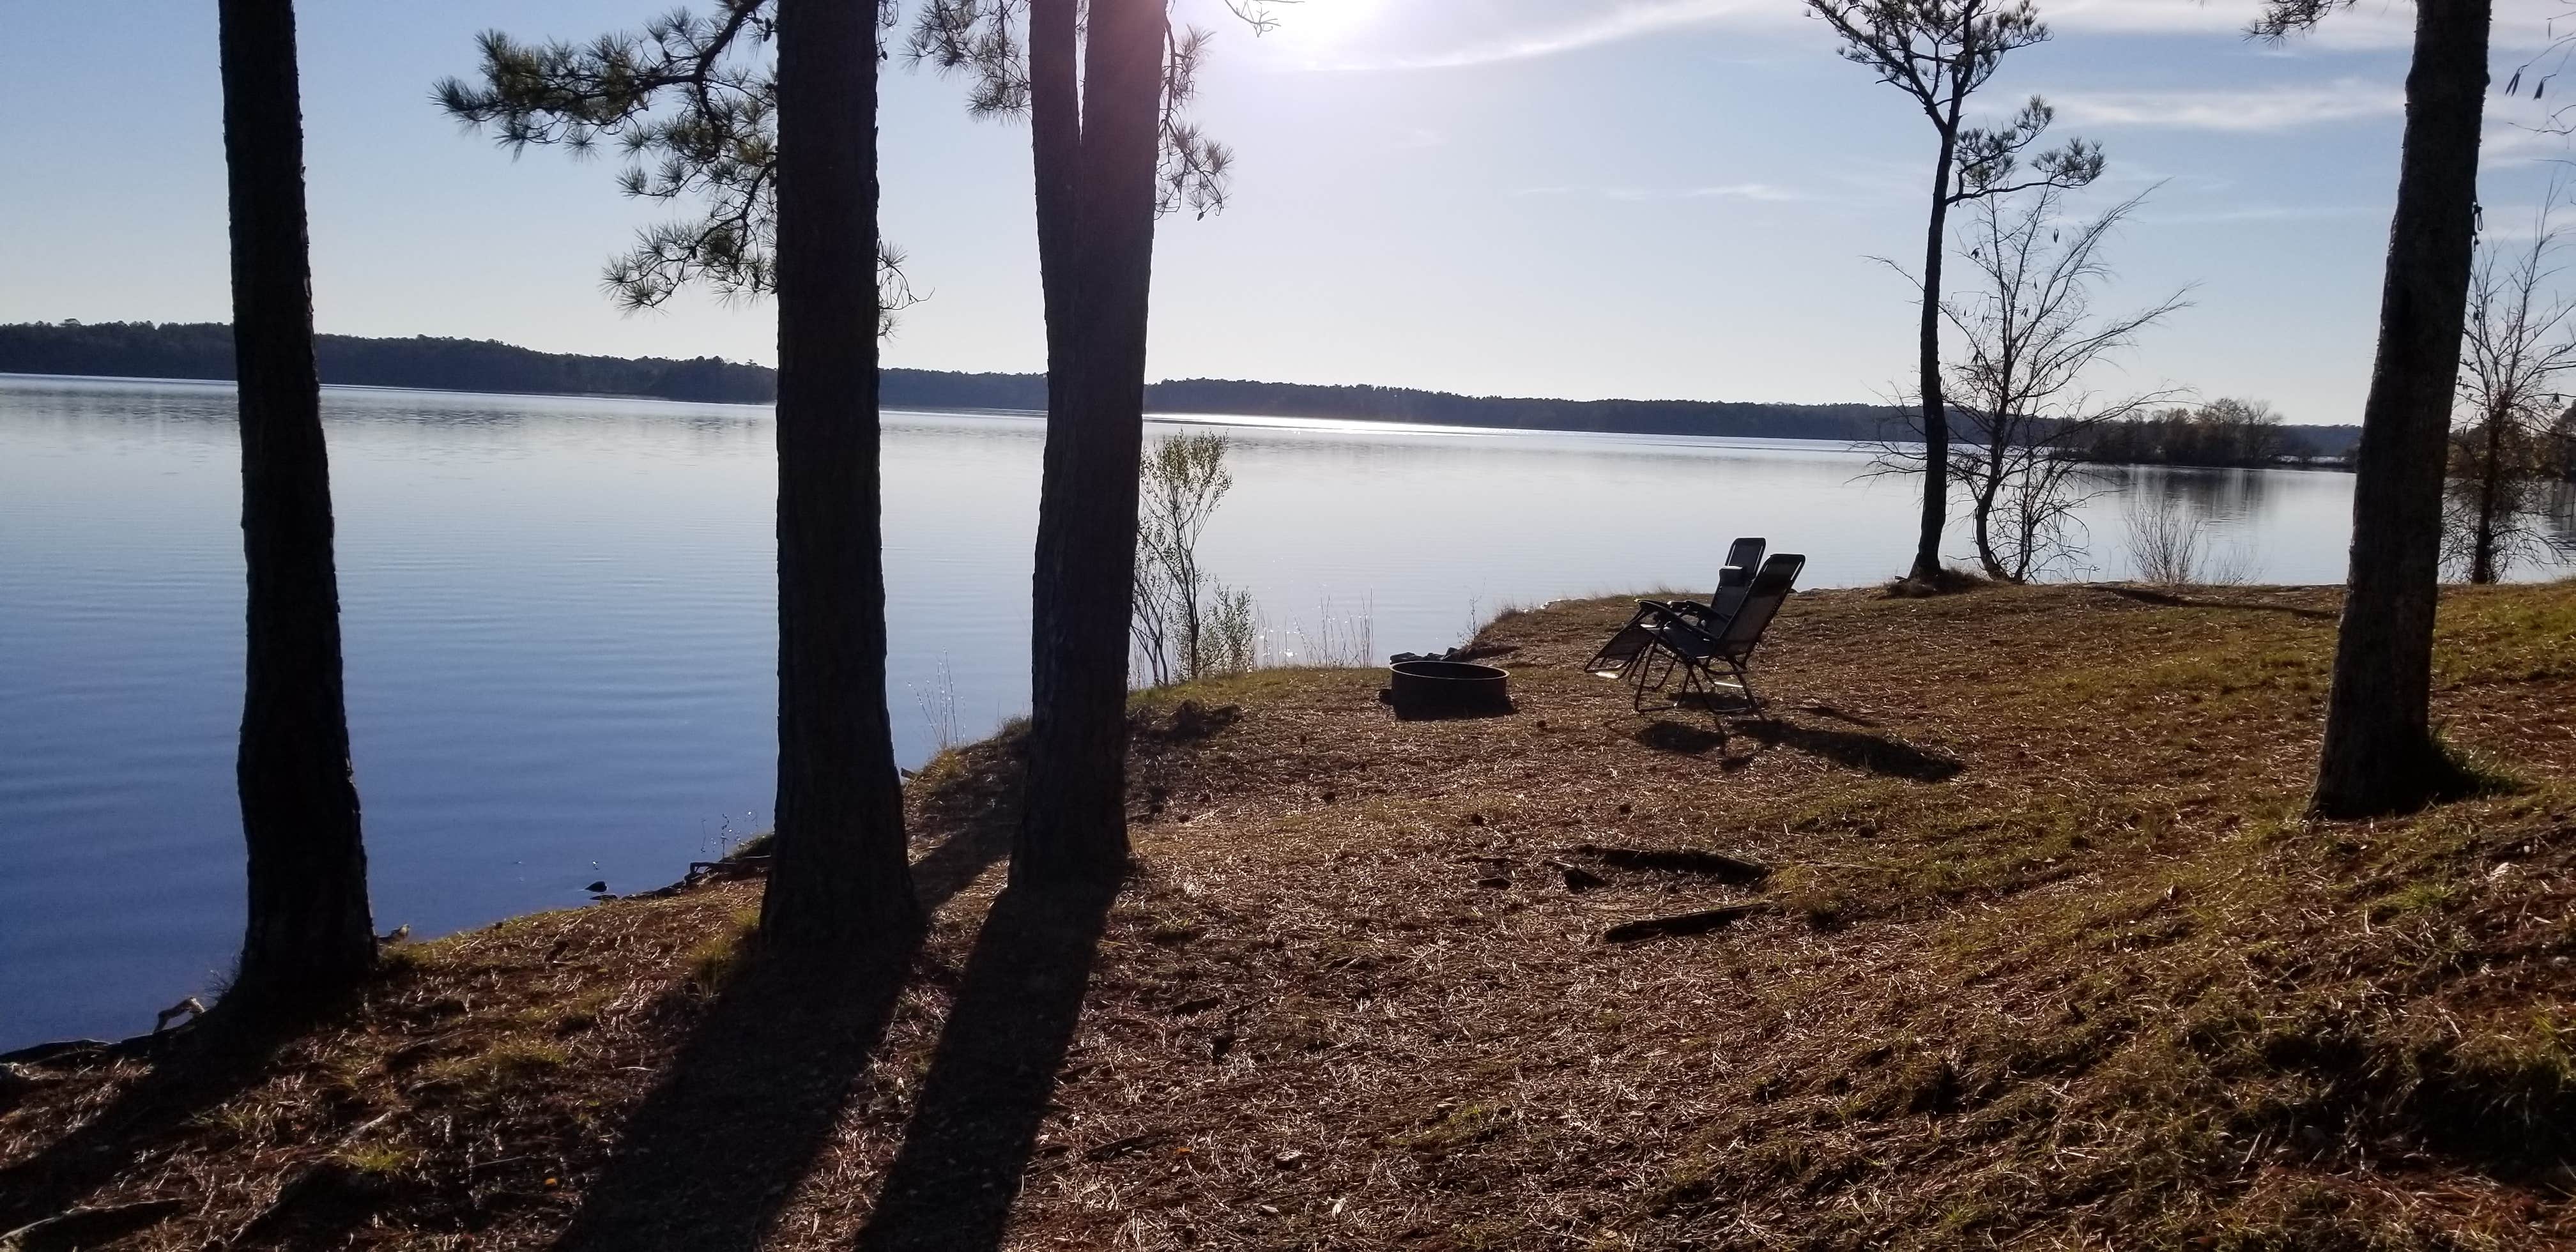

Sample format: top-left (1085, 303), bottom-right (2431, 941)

top-left (911, 0), bottom-right (1276, 885)
top-left (1933, 184), bottom-right (2186, 581)
top-left (438, 1), bottom-right (917, 952)
top-left (218, 0), bottom-right (377, 1011)
top-left (1805, 0), bottom-right (2104, 583)
top-left (2450, 201), bottom-right (2576, 583)
top-left (2263, 0), bottom-right (2493, 817)
top-left (1132, 432), bottom-right (1252, 685)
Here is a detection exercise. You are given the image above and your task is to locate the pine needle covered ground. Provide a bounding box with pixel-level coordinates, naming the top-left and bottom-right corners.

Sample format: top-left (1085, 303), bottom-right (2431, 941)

top-left (5, 581), bottom-right (2575, 1250)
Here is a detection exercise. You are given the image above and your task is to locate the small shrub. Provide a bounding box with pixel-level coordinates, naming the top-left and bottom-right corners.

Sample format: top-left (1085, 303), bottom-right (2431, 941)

top-left (684, 910), bottom-right (762, 994)
top-left (1400, 1101), bottom-right (1512, 1157)
top-left (338, 1143), bottom-right (417, 1175)
top-left (2126, 492), bottom-right (2251, 586)
top-left (424, 1037), bottom-right (569, 1098)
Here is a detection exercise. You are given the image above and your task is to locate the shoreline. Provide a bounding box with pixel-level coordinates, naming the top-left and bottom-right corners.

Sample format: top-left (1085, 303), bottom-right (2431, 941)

top-left (6, 580), bottom-right (2571, 1247)
top-left (2, 368), bottom-right (2363, 472)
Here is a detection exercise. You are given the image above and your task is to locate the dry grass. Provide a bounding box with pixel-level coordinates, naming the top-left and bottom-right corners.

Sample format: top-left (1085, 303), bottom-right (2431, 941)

top-left (5, 580), bottom-right (2574, 1249)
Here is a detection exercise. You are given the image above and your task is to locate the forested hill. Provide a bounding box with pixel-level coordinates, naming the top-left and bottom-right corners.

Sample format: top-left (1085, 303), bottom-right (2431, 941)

top-left (0, 321), bottom-right (779, 406)
top-left (0, 321), bottom-right (1899, 441)
top-left (0, 321), bottom-right (2359, 455)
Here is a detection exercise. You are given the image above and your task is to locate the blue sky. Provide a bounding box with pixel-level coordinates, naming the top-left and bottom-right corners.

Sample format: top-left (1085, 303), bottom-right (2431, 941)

top-left (6, 1), bottom-right (2572, 423)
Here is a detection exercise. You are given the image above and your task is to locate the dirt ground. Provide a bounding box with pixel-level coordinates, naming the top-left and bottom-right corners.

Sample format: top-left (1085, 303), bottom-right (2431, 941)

top-left (5, 580), bottom-right (2574, 1250)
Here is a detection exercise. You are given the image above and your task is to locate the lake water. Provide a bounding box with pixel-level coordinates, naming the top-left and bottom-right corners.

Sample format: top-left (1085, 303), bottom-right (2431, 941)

top-left (2, 374), bottom-right (2564, 1050)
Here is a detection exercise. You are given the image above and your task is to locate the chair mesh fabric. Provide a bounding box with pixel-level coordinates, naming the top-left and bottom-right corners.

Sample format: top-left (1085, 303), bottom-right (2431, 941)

top-left (1715, 554), bottom-right (1805, 654)
top-left (1698, 537), bottom-right (1765, 625)
top-left (1713, 537), bottom-right (1765, 596)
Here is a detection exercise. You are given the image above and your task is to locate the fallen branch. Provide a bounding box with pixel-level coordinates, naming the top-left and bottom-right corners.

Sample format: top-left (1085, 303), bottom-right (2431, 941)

top-left (1602, 902), bottom-right (1773, 943)
top-left (1546, 860), bottom-right (1609, 892)
top-left (0, 1040), bottom-right (109, 1067)
top-left (687, 854), bottom-right (771, 881)
top-left (637, 853), bottom-right (777, 898)
top-left (1, 1200), bottom-right (187, 1252)
top-left (1574, 844), bottom-right (1771, 885)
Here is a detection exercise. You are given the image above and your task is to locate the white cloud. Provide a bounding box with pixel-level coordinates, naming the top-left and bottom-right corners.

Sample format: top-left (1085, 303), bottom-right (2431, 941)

top-left (1274, 0), bottom-right (2565, 74)
top-left (2050, 78), bottom-right (2402, 130)
top-left (1515, 182), bottom-right (1810, 202)
top-left (1300, 0), bottom-right (1786, 72)
top-left (1680, 183), bottom-right (1809, 201)
top-left (2038, 0), bottom-right (2414, 47)
top-left (2134, 203), bottom-right (2380, 225)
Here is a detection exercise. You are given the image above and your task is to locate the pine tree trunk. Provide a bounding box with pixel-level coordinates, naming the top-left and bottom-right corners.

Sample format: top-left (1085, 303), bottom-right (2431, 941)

top-left (2312, 0), bottom-right (2490, 817)
top-left (1016, 0), bottom-right (1167, 887)
top-left (1911, 130), bottom-right (1959, 582)
top-left (218, 0), bottom-right (375, 1009)
top-left (760, 0), bottom-right (917, 950)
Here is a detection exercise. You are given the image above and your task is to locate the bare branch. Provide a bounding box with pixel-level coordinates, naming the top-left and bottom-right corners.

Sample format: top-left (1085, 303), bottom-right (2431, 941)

top-left (2450, 184), bottom-right (2576, 580)
top-left (1941, 181), bottom-right (2187, 579)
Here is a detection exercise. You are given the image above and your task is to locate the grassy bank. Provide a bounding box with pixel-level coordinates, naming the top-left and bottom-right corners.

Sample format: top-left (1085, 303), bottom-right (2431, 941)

top-left (4, 581), bottom-right (2573, 1249)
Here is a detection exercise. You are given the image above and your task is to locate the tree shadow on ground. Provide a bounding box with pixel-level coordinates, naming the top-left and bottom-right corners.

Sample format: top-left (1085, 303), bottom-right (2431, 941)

top-left (0, 1011), bottom-right (300, 1233)
top-left (912, 811), bottom-right (1016, 916)
top-left (551, 804), bottom-right (1020, 1251)
top-left (2101, 585), bottom-right (2335, 621)
top-left (1632, 719), bottom-right (1728, 756)
top-left (852, 876), bottom-right (1118, 1252)
top-left (550, 945), bottom-right (912, 1251)
top-left (1795, 703), bottom-right (1883, 729)
top-left (1735, 717), bottom-right (1965, 783)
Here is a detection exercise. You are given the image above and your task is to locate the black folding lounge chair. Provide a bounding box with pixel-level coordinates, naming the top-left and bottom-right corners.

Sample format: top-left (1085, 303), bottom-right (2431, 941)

top-left (1623, 553), bottom-right (1805, 715)
top-left (1585, 537), bottom-right (1766, 680)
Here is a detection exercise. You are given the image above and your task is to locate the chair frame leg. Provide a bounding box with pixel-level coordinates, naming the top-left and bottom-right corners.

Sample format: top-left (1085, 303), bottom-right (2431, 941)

top-left (1726, 657), bottom-right (1770, 721)
top-left (1676, 657), bottom-right (1771, 723)
top-left (1621, 640), bottom-right (1774, 724)
top-left (1629, 646), bottom-right (1680, 712)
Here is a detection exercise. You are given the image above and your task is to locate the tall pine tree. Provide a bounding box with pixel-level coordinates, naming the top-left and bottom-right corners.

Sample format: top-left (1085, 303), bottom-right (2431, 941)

top-left (438, 0), bottom-right (916, 950)
top-left (2259, 0), bottom-right (2493, 816)
top-left (218, 0), bottom-right (377, 1010)
top-left (912, 0), bottom-right (1262, 884)
top-left (762, 0), bottom-right (917, 948)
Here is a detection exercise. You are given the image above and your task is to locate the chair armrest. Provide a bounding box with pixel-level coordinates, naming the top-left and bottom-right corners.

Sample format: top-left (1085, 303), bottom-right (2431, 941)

top-left (1639, 600), bottom-right (1722, 647)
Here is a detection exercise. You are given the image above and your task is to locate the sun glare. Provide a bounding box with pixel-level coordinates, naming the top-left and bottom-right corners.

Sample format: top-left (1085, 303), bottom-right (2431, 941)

top-left (1275, 0), bottom-right (1387, 48)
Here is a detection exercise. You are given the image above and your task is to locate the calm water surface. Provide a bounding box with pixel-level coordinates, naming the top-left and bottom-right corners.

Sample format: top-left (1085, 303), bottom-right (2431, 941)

top-left (1, 374), bottom-right (2549, 1048)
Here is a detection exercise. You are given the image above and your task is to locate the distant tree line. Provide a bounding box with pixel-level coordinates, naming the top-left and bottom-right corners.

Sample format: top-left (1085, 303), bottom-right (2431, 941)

top-left (0, 321), bottom-right (776, 404)
top-left (1141, 379), bottom-right (1905, 441)
top-left (0, 320), bottom-right (1886, 436)
top-left (8, 321), bottom-right (2382, 463)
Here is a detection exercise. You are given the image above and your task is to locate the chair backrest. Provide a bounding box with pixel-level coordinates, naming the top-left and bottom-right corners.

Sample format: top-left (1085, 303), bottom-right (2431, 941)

top-left (1702, 537), bottom-right (1765, 622)
top-left (1712, 537), bottom-right (1766, 598)
top-left (1715, 553), bottom-right (1804, 655)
